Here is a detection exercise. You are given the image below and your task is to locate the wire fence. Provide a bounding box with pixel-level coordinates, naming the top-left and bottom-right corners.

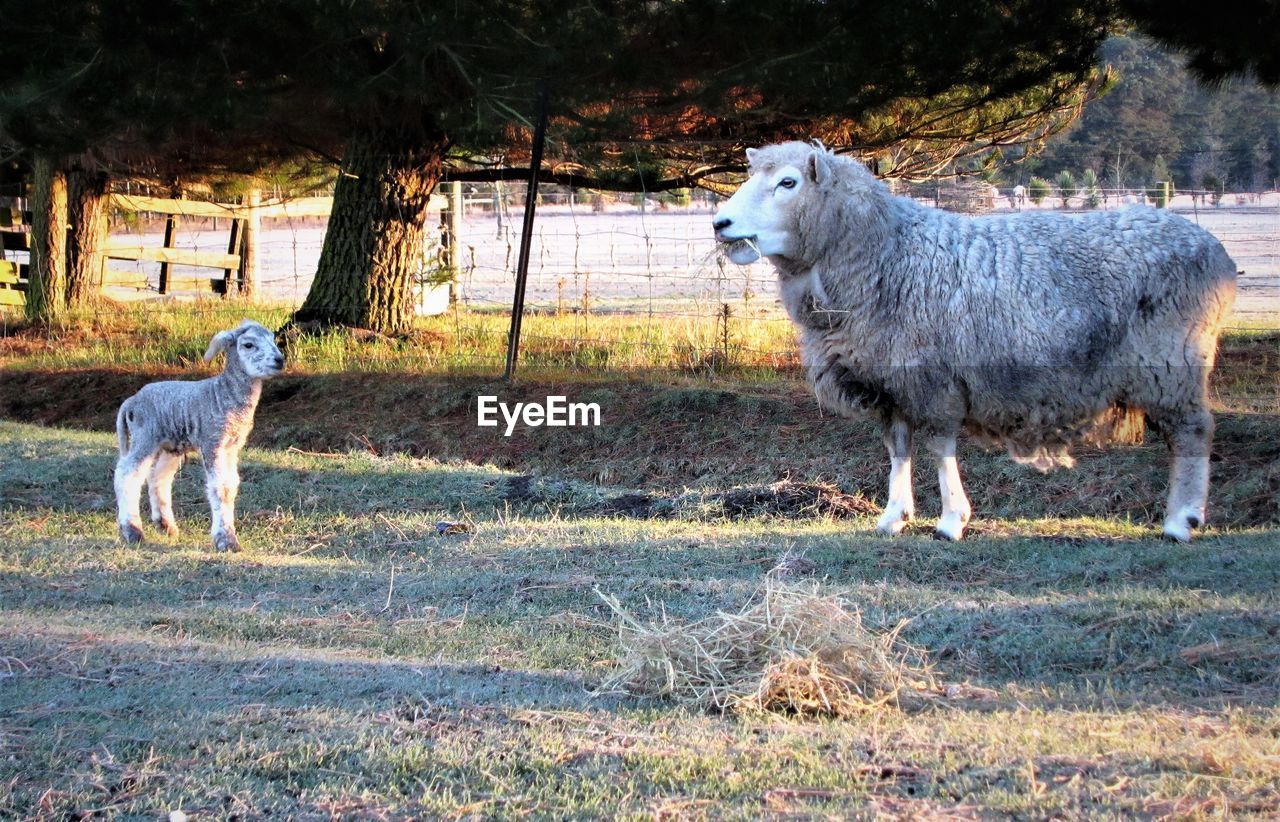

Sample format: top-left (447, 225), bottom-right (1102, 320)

top-left (2, 182), bottom-right (1278, 384)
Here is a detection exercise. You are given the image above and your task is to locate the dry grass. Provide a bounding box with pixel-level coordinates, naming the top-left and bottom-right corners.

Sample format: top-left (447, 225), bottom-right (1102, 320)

top-left (598, 578), bottom-right (939, 718)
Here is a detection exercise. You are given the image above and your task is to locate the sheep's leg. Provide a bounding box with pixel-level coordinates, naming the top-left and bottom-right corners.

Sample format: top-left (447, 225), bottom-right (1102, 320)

top-left (927, 435), bottom-right (971, 541)
top-left (876, 418), bottom-right (915, 535)
top-left (115, 450), bottom-right (156, 544)
top-left (1159, 410), bottom-right (1213, 542)
top-left (148, 451), bottom-right (183, 537)
top-left (203, 449), bottom-right (242, 552)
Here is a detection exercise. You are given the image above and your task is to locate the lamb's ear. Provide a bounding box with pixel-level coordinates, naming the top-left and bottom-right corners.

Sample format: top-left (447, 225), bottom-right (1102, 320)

top-left (745, 147), bottom-right (759, 166)
top-left (805, 151), bottom-right (831, 185)
top-left (203, 330), bottom-right (237, 362)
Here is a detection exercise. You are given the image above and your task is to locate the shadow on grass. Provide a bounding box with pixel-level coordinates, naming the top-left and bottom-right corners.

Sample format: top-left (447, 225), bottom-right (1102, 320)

top-left (3, 627), bottom-right (610, 715)
top-left (0, 425), bottom-right (523, 518)
top-left (2, 367), bottom-right (1277, 528)
top-left (3, 612), bottom-right (1275, 818)
top-left (2, 524), bottom-right (1277, 715)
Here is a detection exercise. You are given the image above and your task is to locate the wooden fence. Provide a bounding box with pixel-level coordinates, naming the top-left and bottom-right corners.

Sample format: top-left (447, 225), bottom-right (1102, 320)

top-left (0, 193), bottom-right (339, 304)
top-left (0, 200), bottom-right (29, 302)
top-left (0, 190), bottom-right (456, 305)
top-left (103, 193), bottom-right (337, 295)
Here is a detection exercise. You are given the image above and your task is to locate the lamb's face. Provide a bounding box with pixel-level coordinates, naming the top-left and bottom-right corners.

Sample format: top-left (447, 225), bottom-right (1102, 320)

top-left (712, 154), bottom-right (808, 264)
top-left (235, 325), bottom-right (286, 379)
top-left (206, 321), bottom-right (285, 379)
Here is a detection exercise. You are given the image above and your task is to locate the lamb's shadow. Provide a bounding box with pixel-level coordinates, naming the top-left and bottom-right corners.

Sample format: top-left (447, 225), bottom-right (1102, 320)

top-left (0, 434), bottom-right (527, 520)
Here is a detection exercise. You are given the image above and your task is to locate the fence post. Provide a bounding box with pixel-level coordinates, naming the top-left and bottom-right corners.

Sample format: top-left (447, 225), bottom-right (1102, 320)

top-left (493, 181), bottom-right (504, 237)
top-left (445, 180), bottom-right (463, 303)
top-left (503, 80), bottom-right (550, 382)
top-left (221, 218), bottom-right (243, 297)
top-left (237, 188), bottom-right (259, 298)
top-left (157, 188), bottom-right (181, 295)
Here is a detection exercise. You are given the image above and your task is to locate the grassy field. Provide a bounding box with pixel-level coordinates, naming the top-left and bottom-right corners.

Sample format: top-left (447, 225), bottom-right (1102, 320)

top-left (0, 299), bottom-right (805, 378)
top-left (1, 309), bottom-right (1279, 817)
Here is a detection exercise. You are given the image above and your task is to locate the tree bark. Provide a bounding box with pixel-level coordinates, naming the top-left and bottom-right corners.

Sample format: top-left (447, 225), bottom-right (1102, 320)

top-left (296, 128), bottom-right (444, 335)
top-left (25, 155), bottom-right (68, 323)
top-left (66, 163), bottom-right (110, 307)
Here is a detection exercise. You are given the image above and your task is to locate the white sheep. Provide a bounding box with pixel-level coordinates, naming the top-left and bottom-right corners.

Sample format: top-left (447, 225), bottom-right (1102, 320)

top-left (114, 320), bottom-right (285, 551)
top-left (713, 142), bottom-right (1237, 542)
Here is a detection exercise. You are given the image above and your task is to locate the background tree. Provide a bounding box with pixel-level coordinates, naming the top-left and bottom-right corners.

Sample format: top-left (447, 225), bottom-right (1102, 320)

top-left (1028, 177), bottom-right (1052, 205)
top-left (1081, 168), bottom-right (1102, 208)
top-left (1056, 170), bottom-right (1079, 208)
top-left (1023, 36), bottom-right (1280, 193)
top-left (1116, 0), bottom-right (1280, 85)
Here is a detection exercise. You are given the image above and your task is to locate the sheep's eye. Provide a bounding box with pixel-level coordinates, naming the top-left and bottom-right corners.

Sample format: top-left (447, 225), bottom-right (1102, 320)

top-left (777, 178), bottom-right (797, 190)
top-left (243, 341), bottom-right (256, 349)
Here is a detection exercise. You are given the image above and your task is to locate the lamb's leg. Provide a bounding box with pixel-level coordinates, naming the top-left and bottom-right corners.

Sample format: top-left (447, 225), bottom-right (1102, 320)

top-left (148, 451), bottom-right (184, 537)
top-left (115, 449), bottom-right (156, 544)
top-left (876, 417), bottom-right (915, 535)
top-left (203, 449), bottom-right (242, 552)
top-left (1159, 410), bottom-right (1213, 542)
top-left (927, 434), bottom-right (971, 541)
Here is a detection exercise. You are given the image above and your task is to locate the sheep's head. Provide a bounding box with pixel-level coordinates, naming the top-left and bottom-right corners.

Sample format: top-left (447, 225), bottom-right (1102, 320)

top-left (204, 321), bottom-right (286, 379)
top-left (712, 142), bottom-right (885, 267)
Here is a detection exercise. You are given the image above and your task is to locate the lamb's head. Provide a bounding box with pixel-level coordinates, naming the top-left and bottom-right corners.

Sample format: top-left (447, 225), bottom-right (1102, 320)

top-left (712, 141), bottom-right (885, 266)
top-left (203, 320), bottom-right (285, 379)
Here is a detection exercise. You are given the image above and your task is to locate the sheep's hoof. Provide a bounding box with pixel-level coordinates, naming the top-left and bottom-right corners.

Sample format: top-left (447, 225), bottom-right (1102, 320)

top-left (933, 515), bottom-right (968, 542)
top-left (1161, 507), bottom-right (1203, 543)
top-left (875, 509), bottom-right (912, 536)
top-left (214, 533), bottom-right (243, 553)
top-left (154, 519), bottom-right (180, 538)
top-left (119, 522), bottom-right (144, 544)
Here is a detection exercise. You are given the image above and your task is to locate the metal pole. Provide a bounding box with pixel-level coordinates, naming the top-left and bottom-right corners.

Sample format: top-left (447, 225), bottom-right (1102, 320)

top-left (504, 81), bottom-right (549, 382)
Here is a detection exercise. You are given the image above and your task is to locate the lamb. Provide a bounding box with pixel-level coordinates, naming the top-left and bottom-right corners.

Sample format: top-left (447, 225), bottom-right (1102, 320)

top-left (712, 142), bottom-right (1237, 542)
top-left (114, 320), bottom-right (285, 551)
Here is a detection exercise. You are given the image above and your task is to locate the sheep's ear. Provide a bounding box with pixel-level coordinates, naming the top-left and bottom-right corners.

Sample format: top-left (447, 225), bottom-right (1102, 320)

top-left (805, 151), bottom-right (831, 185)
top-left (203, 330), bottom-right (236, 362)
top-left (745, 147), bottom-right (759, 166)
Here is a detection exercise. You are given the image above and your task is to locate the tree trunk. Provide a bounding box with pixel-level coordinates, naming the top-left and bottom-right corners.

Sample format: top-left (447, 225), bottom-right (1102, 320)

top-left (25, 155), bottom-right (68, 323)
top-left (66, 163), bottom-right (110, 307)
top-left (297, 128), bottom-right (443, 335)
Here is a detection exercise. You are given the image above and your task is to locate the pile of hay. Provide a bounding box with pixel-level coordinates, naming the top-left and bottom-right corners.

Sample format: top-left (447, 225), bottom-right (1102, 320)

top-left (597, 580), bottom-right (937, 717)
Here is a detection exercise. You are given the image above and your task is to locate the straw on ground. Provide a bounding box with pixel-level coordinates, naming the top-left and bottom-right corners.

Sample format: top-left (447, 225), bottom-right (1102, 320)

top-left (597, 577), bottom-right (941, 717)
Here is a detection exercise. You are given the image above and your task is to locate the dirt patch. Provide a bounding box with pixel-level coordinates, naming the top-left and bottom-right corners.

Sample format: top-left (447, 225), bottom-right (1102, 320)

top-left (583, 481), bottom-right (873, 522)
top-left (499, 475), bottom-right (539, 502)
top-left (593, 492), bottom-right (660, 518)
top-left (716, 480), bottom-right (876, 520)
